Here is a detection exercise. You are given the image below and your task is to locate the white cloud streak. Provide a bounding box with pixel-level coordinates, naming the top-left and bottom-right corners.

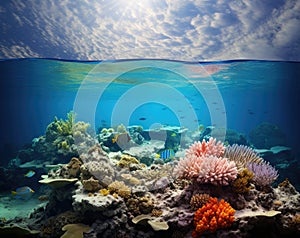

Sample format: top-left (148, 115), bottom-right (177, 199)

top-left (0, 0), bottom-right (299, 61)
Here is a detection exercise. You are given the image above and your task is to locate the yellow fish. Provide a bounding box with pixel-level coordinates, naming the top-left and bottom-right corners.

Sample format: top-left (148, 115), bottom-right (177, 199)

top-left (112, 133), bottom-right (131, 145)
top-left (170, 133), bottom-right (177, 137)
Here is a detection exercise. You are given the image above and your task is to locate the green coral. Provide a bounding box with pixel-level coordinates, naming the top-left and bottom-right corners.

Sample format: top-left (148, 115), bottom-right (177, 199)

top-left (60, 140), bottom-right (70, 150)
top-left (46, 111), bottom-right (76, 142)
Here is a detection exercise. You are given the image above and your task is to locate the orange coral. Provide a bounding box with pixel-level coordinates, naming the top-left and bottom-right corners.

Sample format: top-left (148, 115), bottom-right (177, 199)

top-left (192, 197), bottom-right (235, 237)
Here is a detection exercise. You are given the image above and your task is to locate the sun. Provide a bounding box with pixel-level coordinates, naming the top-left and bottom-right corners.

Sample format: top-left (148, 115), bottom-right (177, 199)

top-left (102, 0), bottom-right (157, 20)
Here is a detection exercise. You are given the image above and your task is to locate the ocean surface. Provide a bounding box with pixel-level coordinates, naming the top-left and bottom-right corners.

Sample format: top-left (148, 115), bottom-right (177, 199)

top-left (0, 58), bottom-right (299, 167)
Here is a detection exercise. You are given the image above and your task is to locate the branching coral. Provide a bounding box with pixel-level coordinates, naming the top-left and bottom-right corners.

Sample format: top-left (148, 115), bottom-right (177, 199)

top-left (174, 138), bottom-right (237, 185)
top-left (192, 197), bottom-right (235, 237)
top-left (196, 156), bottom-right (238, 185)
top-left (225, 144), bottom-right (264, 171)
top-left (231, 168), bottom-right (254, 193)
top-left (173, 154), bottom-right (203, 179)
top-left (174, 137), bottom-right (225, 180)
top-left (247, 162), bottom-right (278, 188)
top-left (186, 137), bottom-right (225, 158)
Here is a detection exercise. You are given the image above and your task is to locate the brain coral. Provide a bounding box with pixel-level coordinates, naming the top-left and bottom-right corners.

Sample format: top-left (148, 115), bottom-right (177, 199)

top-left (192, 197), bottom-right (235, 237)
top-left (186, 137), bottom-right (225, 158)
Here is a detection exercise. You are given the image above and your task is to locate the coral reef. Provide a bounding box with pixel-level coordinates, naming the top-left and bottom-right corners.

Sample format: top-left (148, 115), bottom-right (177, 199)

top-left (3, 113), bottom-right (300, 238)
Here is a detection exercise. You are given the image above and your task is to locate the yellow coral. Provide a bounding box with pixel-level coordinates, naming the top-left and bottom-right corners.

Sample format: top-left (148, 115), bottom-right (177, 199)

top-left (231, 168), bottom-right (254, 193)
top-left (108, 128), bottom-right (114, 133)
top-left (82, 177), bottom-right (100, 192)
top-left (99, 188), bottom-right (109, 196)
top-left (101, 128), bottom-right (108, 134)
top-left (108, 181), bottom-right (131, 199)
top-left (117, 154), bottom-right (139, 168)
top-left (121, 173), bottom-right (141, 185)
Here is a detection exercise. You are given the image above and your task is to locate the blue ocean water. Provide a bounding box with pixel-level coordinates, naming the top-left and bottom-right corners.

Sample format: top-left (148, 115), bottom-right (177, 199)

top-left (0, 58), bottom-right (299, 165)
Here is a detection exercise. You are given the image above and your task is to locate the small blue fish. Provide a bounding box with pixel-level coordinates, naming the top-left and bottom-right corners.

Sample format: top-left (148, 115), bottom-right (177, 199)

top-left (155, 149), bottom-right (175, 159)
top-left (11, 186), bottom-right (35, 200)
top-left (24, 170), bottom-right (35, 178)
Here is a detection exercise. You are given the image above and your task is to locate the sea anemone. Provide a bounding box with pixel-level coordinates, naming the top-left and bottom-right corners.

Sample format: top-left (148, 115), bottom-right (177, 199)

top-left (247, 162), bottom-right (278, 188)
top-left (225, 144), bottom-right (264, 171)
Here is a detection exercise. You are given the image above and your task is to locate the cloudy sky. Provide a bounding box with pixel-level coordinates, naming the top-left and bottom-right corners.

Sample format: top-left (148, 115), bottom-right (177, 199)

top-left (0, 0), bottom-right (299, 61)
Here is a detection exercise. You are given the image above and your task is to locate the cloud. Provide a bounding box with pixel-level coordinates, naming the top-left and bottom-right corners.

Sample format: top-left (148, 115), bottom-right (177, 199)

top-left (0, 0), bottom-right (299, 61)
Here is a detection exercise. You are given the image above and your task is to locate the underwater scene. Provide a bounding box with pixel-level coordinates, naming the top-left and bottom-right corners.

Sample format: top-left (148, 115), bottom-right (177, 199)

top-left (0, 58), bottom-right (300, 237)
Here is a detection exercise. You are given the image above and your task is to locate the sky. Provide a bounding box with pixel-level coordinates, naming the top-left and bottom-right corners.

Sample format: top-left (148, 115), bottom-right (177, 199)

top-left (0, 0), bottom-right (300, 61)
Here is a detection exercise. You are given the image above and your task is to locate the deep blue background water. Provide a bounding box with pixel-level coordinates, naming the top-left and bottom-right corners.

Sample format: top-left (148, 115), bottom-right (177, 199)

top-left (1, 59), bottom-right (299, 163)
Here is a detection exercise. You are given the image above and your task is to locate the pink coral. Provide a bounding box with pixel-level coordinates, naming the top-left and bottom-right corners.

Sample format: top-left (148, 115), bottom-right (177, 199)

top-left (186, 137), bottom-right (225, 158)
top-left (174, 138), bottom-right (237, 185)
top-left (197, 156), bottom-right (238, 185)
top-left (173, 154), bottom-right (204, 179)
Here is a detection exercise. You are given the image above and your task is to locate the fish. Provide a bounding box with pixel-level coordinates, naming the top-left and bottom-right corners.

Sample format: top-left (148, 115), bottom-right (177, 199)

top-left (139, 117), bottom-right (146, 121)
top-left (170, 133), bottom-right (177, 137)
top-left (11, 186), bottom-right (35, 200)
top-left (155, 149), bottom-right (175, 160)
top-left (112, 133), bottom-right (131, 147)
top-left (199, 124), bottom-right (205, 132)
top-left (24, 170), bottom-right (35, 178)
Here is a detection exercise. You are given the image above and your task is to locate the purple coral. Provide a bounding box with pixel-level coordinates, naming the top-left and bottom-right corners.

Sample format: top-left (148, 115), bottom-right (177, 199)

top-left (247, 162), bottom-right (278, 187)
